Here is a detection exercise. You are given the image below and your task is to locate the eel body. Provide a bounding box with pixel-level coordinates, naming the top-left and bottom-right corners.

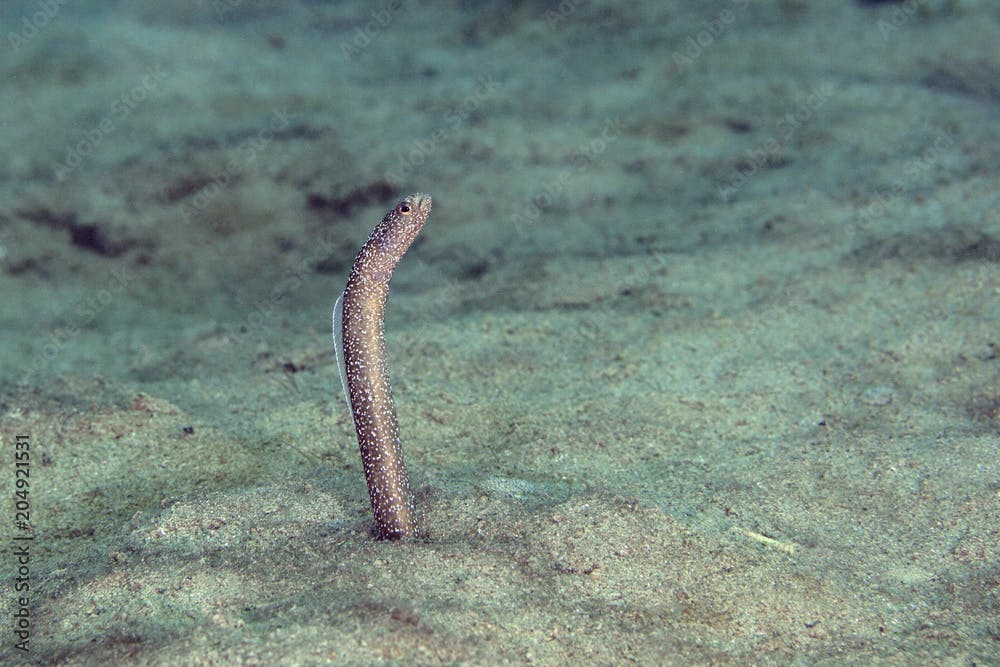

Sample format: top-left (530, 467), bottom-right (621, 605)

top-left (334, 193), bottom-right (431, 539)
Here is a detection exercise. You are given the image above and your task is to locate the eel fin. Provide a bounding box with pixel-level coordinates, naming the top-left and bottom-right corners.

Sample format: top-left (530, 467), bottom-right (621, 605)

top-left (332, 291), bottom-right (352, 419)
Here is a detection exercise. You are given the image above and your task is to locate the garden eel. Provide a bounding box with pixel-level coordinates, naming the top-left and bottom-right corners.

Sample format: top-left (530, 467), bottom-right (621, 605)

top-left (333, 193), bottom-right (431, 539)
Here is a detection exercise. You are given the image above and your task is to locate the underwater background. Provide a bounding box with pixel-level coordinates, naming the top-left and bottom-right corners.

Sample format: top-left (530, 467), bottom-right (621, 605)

top-left (1, 0), bottom-right (998, 664)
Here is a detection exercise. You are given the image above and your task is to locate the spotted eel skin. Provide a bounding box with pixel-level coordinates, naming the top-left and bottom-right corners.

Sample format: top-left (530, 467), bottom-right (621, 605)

top-left (334, 193), bottom-right (431, 539)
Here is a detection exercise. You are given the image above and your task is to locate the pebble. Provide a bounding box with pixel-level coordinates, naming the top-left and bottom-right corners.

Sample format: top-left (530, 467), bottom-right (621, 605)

top-left (860, 386), bottom-right (894, 406)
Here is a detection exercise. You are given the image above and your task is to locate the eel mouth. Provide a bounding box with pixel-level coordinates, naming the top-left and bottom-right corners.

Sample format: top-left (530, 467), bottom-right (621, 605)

top-left (408, 192), bottom-right (432, 214)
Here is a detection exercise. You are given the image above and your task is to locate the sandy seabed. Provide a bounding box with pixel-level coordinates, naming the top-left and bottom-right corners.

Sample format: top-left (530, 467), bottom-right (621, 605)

top-left (1, 1), bottom-right (998, 664)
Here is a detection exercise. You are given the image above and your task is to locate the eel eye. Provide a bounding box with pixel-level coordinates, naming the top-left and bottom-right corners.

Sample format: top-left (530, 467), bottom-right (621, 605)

top-left (398, 203), bottom-right (411, 214)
